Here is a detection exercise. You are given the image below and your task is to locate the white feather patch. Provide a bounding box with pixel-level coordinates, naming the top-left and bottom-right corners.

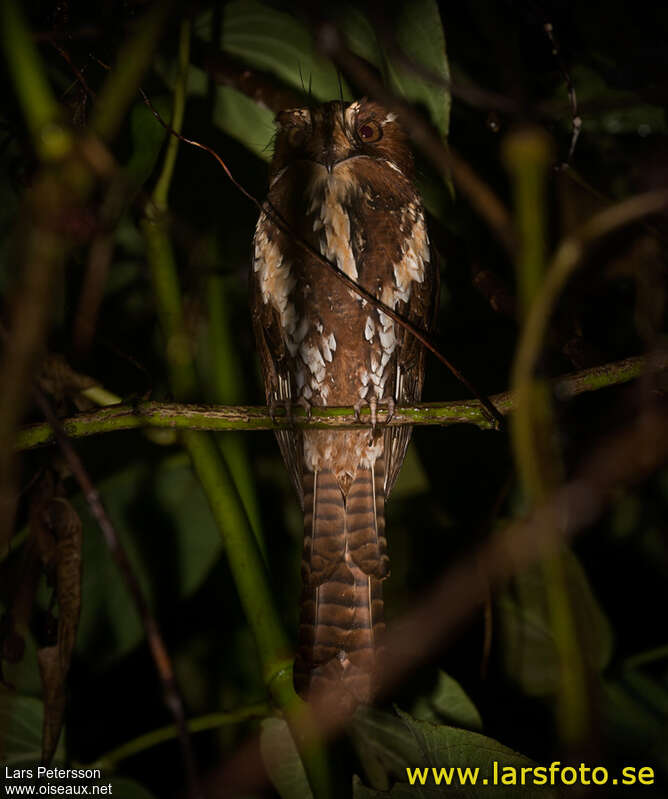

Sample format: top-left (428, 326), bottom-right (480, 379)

top-left (309, 166), bottom-right (359, 282)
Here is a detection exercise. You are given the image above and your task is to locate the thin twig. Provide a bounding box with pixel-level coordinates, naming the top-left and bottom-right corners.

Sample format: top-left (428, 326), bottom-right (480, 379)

top-left (32, 388), bottom-right (202, 798)
top-left (542, 20), bottom-right (581, 164)
top-left (50, 41), bottom-right (96, 101)
top-left (16, 353), bottom-right (666, 451)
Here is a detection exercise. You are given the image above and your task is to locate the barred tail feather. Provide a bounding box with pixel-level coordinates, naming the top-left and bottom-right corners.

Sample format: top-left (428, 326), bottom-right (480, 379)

top-left (295, 459), bottom-right (388, 708)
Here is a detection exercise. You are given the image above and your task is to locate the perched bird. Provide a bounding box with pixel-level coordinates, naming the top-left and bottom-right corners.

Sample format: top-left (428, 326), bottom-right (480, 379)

top-left (251, 98), bottom-right (438, 709)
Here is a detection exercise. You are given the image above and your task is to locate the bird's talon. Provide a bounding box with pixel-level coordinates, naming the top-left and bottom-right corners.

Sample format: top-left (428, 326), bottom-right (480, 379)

top-left (268, 397), bottom-right (294, 426)
top-left (296, 396), bottom-right (313, 421)
top-left (268, 398), bottom-right (279, 425)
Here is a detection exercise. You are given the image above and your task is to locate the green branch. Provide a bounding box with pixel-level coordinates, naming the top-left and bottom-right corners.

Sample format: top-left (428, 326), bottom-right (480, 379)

top-left (512, 189), bottom-right (668, 402)
top-left (138, 22), bottom-right (330, 798)
top-left (96, 701), bottom-right (271, 770)
top-left (15, 354), bottom-right (664, 451)
top-left (0, 0), bottom-right (172, 556)
top-left (504, 127), bottom-right (586, 749)
top-left (0, 0), bottom-right (71, 162)
top-left (91, 2), bottom-right (174, 144)
top-left (505, 179), bottom-right (668, 746)
top-left (207, 276), bottom-right (266, 557)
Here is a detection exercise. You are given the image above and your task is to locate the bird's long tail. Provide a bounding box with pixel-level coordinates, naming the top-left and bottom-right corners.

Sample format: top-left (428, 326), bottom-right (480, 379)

top-left (294, 456), bottom-right (389, 708)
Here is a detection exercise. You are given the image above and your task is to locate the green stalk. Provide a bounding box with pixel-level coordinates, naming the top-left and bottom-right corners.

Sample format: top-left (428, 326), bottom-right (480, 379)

top-left (91, 1), bottom-right (174, 144)
top-left (503, 128), bottom-right (587, 748)
top-left (206, 268), bottom-right (265, 557)
top-left (0, 0), bottom-right (72, 162)
top-left (0, 0), bottom-right (174, 556)
top-left (181, 428), bottom-right (288, 672)
top-left (140, 21), bottom-right (331, 798)
top-left (96, 702), bottom-right (271, 770)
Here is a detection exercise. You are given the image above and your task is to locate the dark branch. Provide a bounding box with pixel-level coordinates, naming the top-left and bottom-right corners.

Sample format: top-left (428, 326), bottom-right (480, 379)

top-left (32, 388), bottom-right (202, 798)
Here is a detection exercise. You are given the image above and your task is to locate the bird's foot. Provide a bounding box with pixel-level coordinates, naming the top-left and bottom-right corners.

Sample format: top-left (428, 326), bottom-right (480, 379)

top-left (295, 396), bottom-right (313, 421)
top-left (354, 396), bottom-right (395, 439)
top-left (269, 395), bottom-right (313, 427)
top-left (268, 396), bottom-right (292, 425)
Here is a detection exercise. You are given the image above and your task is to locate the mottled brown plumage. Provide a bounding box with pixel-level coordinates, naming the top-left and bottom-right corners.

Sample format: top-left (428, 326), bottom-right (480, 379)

top-left (251, 99), bottom-right (438, 709)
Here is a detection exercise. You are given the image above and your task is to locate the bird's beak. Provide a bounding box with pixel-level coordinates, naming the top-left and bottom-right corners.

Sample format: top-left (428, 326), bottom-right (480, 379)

top-left (320, 147), bottom-right (337, 173)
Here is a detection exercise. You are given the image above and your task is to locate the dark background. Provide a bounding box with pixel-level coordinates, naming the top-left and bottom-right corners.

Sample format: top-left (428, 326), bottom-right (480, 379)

top-left (1, 1), bottom-right (667, 796)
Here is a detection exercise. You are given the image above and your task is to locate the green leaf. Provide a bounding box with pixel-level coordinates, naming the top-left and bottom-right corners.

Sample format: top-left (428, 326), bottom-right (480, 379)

top-left (353, 707), bottom-right (557, 798)
top-left (75, 455), bottom-right (224, 662)
top-left (196, 1), bottom-right (453, 215)
top-left (602, 671), bottom-right (668, 773)
top-left (411, 671), bottom-right (482, 731)
top-left (398, 709), bottom-right (556, 797)
top-left (397, 706), bottom-right (529, 768)
top-left (260, 717), bottom-right (313, 799)
top-left (354, 776), bottom-right (415, 798)
top-left (220, 0), bottom-right (351, 102)
top-left (213, 83), bottom-right (276, 161)
top-left (0, 690), bottom-right (65, 764)
top-left (351, 706), bottom-right (428, 790)
top-left (353, 773), bottom-right (552, 798)
top-left (497, 548), bottom-right (613, 696)
top-left (354, 776), bottom-right (466, 799)
top-left (124, 100), bottom-right (169, 190)
top-left (153, 456), bottom-right (226, 595)
top-left (339, 6), bottom-right (384, 68)
top-left (383, 0), bottom-right (451, 141)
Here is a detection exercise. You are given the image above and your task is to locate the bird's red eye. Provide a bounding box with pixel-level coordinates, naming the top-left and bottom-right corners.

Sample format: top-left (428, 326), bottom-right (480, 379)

top-left (357, 120), bottom-right (382, 143)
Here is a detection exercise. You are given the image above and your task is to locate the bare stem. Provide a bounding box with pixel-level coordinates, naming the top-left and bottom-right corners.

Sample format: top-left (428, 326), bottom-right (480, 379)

top-left (32, 388), bottom-right (200, 794)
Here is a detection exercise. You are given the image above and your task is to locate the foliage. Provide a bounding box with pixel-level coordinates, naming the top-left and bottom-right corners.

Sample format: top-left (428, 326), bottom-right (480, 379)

top-left (0, 1), bottom-right (667, 798)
